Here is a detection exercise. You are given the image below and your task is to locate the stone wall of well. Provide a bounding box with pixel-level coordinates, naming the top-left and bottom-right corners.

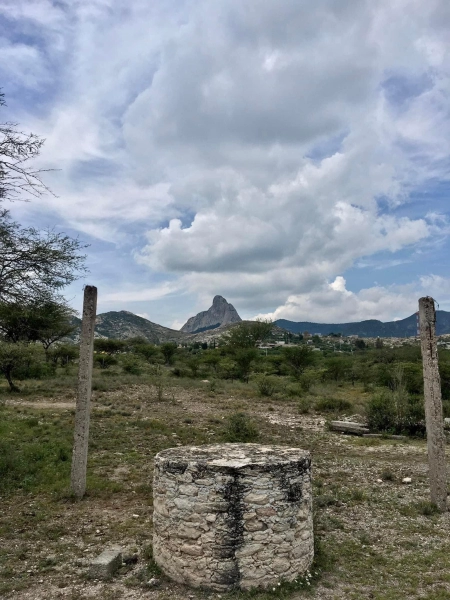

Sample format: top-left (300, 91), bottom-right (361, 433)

top-left (153, 443), bottom-right (313, 591)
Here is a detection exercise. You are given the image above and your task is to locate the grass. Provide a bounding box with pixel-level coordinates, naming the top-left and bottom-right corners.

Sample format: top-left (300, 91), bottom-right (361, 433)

top-left (1, 373), bottom-right (450, 600)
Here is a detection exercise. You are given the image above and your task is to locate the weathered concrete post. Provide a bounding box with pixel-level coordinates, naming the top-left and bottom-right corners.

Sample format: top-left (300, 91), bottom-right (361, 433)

top-left (418, 296), bottom-right (447, 512)
top-left (71, 285), bottom-right (97, 499)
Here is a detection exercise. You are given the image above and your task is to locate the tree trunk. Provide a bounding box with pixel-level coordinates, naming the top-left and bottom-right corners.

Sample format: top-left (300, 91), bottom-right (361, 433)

top-left (5, 365), bottom-right (20, 392)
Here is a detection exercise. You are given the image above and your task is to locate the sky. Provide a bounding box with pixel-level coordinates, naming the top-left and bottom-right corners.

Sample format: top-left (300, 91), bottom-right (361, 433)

top-left (1, 0), bottom-right (450, 329)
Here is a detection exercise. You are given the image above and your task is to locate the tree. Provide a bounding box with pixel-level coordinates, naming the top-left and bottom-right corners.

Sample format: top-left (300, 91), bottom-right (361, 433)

top-left (93, 338), bottom-right (126, 355)
top-left (0, 92), bottom-right (87, 305)
top-left (0, 210), bottom-right (87, 305)
top-left (202, 350), bottom-right (221, 373)
top-left (0, 90), bottom-right (52, 203)
top-left (47, 344), bottom-right (78, 367)
top-left (0, 341), bottom-right (42, 392)
top-left (94, 354), bottom-right (117, 369)
top-left (134, 342), bottom-right (160, 363)
top-left (223, 320), bottom-right (273, 349)
top-left (282, 345), bottom-right (315, 378)
top-left (160, 342), bottom-right (177, 365)
top-left (325, 357), bottom-right (351, 382)
top-left (0, 300), bottom-right (76, 351)
top-left (234, 348), bottom-right (259, 382)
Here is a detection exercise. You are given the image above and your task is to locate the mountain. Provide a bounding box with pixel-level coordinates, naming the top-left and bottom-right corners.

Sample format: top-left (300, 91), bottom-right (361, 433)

top-left (275, 310), bottom-right (450, 338)
top-left (180, 295), bottom-right (242, 334)
top-left (71, 311), bottom-right (185, 344)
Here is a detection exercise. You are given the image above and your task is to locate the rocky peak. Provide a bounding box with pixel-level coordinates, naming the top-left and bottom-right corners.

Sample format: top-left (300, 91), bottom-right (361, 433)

top-left (180, 296), bottom-right (242, 334)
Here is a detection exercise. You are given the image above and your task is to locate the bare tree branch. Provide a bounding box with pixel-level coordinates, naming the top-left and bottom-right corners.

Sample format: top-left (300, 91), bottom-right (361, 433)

top-left (0, 89), bottom-right (56, 203)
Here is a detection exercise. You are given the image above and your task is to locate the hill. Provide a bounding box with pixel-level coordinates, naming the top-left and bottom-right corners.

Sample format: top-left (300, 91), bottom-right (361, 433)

top-left (71, 311), bottom-right (185, 344)
top-left (275, 310), bottom-right (450, 337)
top-left (181, 295), bottom-right (242, 334)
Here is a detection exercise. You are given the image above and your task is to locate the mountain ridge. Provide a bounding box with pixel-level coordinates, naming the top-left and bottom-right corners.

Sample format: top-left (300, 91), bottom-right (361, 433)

top-left (68, 309), bottom-right (450, 343)
top-left (275, 310), bottom-right (450, 337)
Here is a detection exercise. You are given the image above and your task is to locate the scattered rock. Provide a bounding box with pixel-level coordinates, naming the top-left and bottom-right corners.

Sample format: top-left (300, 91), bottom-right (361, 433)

top-left (123, 553), bottom-right (138, 565)
top-left (147, 577), bottom-right (160, 587)
top-left (88, 547), bottom-right (123, 580)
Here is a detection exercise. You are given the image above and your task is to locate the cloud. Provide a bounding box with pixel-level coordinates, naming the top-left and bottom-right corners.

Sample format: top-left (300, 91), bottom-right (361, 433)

top-left (254, 275), bottom-right (450, 324)
top-left (2, 0), bottom-right (450, 325)
top-left (101, 281), bottom-right (181, 303)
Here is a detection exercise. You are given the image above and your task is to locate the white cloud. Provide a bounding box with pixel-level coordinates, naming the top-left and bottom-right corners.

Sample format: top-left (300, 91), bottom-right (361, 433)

top-left (2, 0), bottom-right (450, 324)
top-left (255, 275), bottom-right (450, 324)
top-left (101, 281), bottom-right (181, 303)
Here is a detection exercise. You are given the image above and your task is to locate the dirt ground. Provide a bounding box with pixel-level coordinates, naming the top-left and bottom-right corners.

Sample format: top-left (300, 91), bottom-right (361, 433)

top-left (2, 382), bottom-right (450, 600)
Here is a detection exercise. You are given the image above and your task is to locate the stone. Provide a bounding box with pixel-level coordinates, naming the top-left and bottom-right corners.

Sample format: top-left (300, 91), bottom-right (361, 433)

top-left (402, 477), bottom-right (412, 484)
top-left (256, 507), bottom-right (276, 517)
top-left (272, 559), bottom-right (290, 573)
top-left (153, 443), bottom-right (313, 591)
top-left (244, 519), bottom-right (266, 532)
top-left (89, 547), bottom-right (122, 580)
top-left (235, 543), bottom-right (264, 557)
top-left (173, 498), bottom-right (191, 510)
top-left (179, 484), bottom-right (199, 496)
top-left (178, 526), bottom-right (202, 540)
top-left (244, 493), bottom-right (269, 505)
top-left (180, 544), bottom-right (204, 556)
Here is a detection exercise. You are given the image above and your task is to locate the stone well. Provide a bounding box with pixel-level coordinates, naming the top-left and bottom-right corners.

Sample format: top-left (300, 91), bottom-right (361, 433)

top-left (152, 443), bottom-right (313, 591)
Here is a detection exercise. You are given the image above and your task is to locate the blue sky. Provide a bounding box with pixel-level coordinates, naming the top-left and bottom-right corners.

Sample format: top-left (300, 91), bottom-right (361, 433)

top-left (1, 0), bottom-right (450, 328)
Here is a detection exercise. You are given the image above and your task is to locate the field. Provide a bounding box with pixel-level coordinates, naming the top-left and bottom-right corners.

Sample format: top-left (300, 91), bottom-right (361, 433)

top-left (1, 367), bottom-right (450, 600)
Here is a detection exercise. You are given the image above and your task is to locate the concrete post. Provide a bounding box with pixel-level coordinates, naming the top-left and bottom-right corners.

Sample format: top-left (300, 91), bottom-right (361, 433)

top-left (71, 285), bottom-right (97, 499)
top-left (418, 296), bottom-right (447, 511)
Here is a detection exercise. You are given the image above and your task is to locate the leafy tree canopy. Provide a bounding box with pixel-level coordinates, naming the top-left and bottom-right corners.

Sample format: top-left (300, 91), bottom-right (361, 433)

top-left (223, 320), bottom-right (273, 349)
top-left (0, 300), bottom-right (76, 350)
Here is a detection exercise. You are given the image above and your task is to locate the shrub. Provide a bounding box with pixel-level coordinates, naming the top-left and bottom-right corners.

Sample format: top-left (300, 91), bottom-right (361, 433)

top-left (255, 374), bottom-right (278, 397)
top-left (416, 501), bottom-right (439, 517)
top-left (94, 354), bottom-right (117, 369)
top-left (298, 397), bottom-right (313, 414)
top-left (285, 383), bottom-right (303, 398)
top-left (299, 369), bottom-right (319, 392)
top-left (366, 392), bottom-right (395, 432)
top-left (315, 396), bottom-right (352, 413)
top-left (366, 390), bottom-right (425, 436)
top-left (381, 469), bottom-right (395, 482)
top-left (222, 412), bottom-right (259, 443)
top-left (121, 358), bottom-right (143, 375)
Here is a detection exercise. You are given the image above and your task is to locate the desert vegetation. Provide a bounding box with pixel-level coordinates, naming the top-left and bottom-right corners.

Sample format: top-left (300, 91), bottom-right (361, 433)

top-left (1, 322), bottom-right (450, 599)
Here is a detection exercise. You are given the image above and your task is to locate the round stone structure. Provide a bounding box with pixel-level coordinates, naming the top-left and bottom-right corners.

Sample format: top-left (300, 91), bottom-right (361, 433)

top-left (152, 443), bottom-right (313, 591)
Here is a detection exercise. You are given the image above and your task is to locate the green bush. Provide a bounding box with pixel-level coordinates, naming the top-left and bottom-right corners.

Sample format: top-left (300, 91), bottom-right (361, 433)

top-left (222, 412), bottom-right (259, 443)
top-left (299, 369), bottom-right (319, 391)
top-left (298, 397), bottom-right (313, 414)
top-left (285, 382), bottom-right (303, 398)
top-left (366, 390), bottom-right (425, 436)
top-left (94, 354), bottom-right (118, 369)
top-left (255, 374), bottom-right (278, 397)
top-left (121, 358), bottom-right (143, 375)
top-left (366, 392), bottom-right (396, 431)
top-left (315, 396), bottom-right (352, 413)
top-left (14, 360), bottom-right (55, 380)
